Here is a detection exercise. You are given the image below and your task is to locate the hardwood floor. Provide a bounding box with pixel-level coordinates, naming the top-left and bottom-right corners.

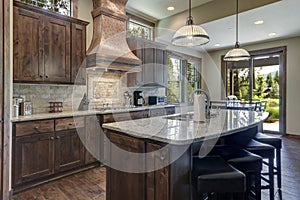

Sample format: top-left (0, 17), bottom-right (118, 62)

top-left (13, 135), bottom-right (300, 200)
top-left (12, 167), bottom-right (106, 200)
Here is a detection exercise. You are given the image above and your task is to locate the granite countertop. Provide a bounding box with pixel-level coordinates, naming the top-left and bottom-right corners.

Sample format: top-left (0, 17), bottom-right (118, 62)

top-left (102, 109), bottom-right (269, 145)
top-left (11, 104), bottom-right (175, 122)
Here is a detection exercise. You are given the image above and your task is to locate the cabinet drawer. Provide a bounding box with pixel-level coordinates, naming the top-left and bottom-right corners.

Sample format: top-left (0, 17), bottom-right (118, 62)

top-left (102, 113), bottom-right (132, 123)
top-left (55, 117), bottom-right (85, 131)
top-left (15, 120), bottom-right (54, 136)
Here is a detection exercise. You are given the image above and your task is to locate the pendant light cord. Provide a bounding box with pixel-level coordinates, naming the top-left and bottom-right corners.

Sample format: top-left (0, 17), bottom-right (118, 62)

top-left (186, 0), bottom-right (194, 25)
top-left (189, 0), bottom-right (192, 18)
top-left (235, 0), bottom-right (239, 48)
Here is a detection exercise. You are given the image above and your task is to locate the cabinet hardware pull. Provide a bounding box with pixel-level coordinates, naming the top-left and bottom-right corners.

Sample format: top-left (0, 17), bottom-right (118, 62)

top-left (39, 75), bottom-right (43, 78)
top-left (69, 123), bottom-right (73, 126)
top-left (45, 75), bottom-right (49, 79)
top-left (34, 126), bottom-right (39, 130)
top-left (50, 137), bottom-right (54, 140)
top-left (56, 136), bottom-right (60, 139)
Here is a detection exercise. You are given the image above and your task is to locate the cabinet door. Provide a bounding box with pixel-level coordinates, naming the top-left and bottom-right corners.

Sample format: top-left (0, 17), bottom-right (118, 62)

top-left (54, 129), bottom-right (84, 172)
top-left (155, 48), bottom-right (167, 86)
top-left (127, 38), bottom-right (144, 87)
top-left (108, 132), bottom-right (145, 200)
top-left (44, 17), bottom-right (71, 83)
top-left (13, 7), bottom-right (44, 82)
top-left (84, 116), bottom-right (101, 165)
top-left (143, 44), bottom-right (155, 84)
top-left (146, 143), bottom-right (170, 200)
top-left (71, 23), bottom-right (86, 84)
top-left (14, 133), bottom-right (54, 185)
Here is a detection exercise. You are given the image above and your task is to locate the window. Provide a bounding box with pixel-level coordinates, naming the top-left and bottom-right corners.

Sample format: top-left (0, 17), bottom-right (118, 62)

top-left (127, 14), bottom-right (154, 40)
top-left (20, 0), bottom-right (72, 16)
top-left (167, 56), bottom-right (201, 103)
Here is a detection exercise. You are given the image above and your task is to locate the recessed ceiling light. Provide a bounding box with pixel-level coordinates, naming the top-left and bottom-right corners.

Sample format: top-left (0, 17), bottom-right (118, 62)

top-left (254, 20), bottom-right (264, 25)
top-left (167, 6), bottom-right (175, 11)
top-left (214, 43), bottom-right (221, 47)
top-left (268, 32), bottom-right (277, 37)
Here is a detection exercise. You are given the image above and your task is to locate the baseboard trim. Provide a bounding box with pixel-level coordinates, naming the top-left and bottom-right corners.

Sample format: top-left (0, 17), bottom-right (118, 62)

top-left (285, 134), bottom-right (300, 139)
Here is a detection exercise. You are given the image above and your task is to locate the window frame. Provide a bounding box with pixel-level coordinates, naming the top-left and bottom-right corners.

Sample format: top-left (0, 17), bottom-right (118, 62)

top-left (18, 0), bottom-right (75, 16)
top-left (167, 51), bottom-right (202, 104)
top-left (126, 13), bottom-right (155, 40)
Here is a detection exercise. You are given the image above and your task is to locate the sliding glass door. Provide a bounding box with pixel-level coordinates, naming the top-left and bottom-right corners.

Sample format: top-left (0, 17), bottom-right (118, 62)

top-left (222, 47), bottom-right (286, 134)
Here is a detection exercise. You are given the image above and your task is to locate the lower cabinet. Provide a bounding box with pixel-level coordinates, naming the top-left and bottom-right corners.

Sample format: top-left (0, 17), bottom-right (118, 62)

top-left (84, 115), bottom-right (101, 165)
top-left (54, 129), bottom-right (84, 172)
top-left (14, 132), bottom-right (55, 185)
top-left (146, 143), bottom-right (170, 200)
top-left (106, 131), bottom-right (146, 200)
top-left (13, 117), bottom-right (88, 190)
top-left (105, 130), bottom-right (170, 200)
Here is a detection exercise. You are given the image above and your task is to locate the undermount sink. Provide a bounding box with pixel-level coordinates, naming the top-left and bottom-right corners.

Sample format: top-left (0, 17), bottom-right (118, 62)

top-left (164, 112), bottom-right (217, 121)
top-left (94, 105), bottom-right (136, 111)
top-left (164, 113), bottom-right (194, 121)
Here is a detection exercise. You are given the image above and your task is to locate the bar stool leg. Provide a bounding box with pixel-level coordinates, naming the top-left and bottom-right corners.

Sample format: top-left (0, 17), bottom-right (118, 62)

top-left (277, 150), bottom-right (282, 189)
top-left (269, 158), bottom-right (275, 200)
top-left (255, 172), bottom-right (261, 200)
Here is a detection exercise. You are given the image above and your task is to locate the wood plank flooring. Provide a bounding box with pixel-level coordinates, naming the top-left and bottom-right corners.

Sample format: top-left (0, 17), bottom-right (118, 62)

top-left (12, 135), bottom-right (300, 200)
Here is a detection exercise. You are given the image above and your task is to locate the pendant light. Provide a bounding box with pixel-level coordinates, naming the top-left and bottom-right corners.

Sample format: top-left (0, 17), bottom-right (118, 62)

top-left (224, 0), bottom-right (250, 61)
top-left (171, 0), bottom-right (209, 46)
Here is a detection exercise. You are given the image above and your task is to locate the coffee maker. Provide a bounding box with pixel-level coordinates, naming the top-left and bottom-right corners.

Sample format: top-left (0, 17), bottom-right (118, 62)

top-left (133, 91), bottom-right (145, 106)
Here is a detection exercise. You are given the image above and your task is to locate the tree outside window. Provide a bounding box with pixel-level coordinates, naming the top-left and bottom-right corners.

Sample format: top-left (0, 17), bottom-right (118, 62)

top-left (167, 57), bottom-right (201, 104)
top-left (20, 0), bottom-right (71, 16)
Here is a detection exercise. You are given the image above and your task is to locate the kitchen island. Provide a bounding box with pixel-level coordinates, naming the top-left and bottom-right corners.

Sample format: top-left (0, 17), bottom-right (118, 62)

top-left (102, 109), bottom-right (268, 200)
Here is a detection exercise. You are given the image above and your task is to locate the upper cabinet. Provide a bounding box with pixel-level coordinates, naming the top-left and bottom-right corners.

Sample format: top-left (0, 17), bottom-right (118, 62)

top-left (13, 1), bottom-right (88, 84)
top-left (127, 37), bottom-right (168, 87)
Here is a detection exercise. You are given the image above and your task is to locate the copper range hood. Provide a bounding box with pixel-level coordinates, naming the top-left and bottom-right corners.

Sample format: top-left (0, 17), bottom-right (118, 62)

top-left (86, 0), bottom-right (142, 72)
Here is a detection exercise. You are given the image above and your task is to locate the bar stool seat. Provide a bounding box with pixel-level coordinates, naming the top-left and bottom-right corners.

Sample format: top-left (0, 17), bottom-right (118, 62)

top-left (192, 156), bottom-right (245, 200)
top-left (255, 132), bottom-right (282, 149)
top-left (211, 145), bottom-right (262, 200)
top-left (254, 132), bottom-right (282, 190)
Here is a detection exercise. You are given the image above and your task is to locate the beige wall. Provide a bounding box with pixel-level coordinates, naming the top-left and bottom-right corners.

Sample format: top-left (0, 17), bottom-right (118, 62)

top-left (203, 36), bottom-right (300, 135)
top-left (77, 0), bottom-right (93, 49)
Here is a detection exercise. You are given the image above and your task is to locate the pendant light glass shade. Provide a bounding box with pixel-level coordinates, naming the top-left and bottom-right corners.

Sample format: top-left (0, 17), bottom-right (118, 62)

top-left (171, 0), bottom-right (209, 46)
top-left (224, 0), bottom-right (250, 61)
top-left (224, 43), bottom-right (251, 61)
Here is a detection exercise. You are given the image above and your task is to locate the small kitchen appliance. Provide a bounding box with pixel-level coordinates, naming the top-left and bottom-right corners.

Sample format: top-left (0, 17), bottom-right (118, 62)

top-left (157, 96), bottom-right (168, 105)
top-left (133, 91), bottom-right (145, 106)
top-left (148, 96), bottom-right (157, 106)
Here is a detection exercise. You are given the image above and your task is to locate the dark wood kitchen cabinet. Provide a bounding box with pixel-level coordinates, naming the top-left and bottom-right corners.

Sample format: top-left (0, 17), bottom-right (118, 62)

top-left (84, 115), bottom-right (101, 165)
top-left (13, 1), bottom-right (88, 84)
top-left (13, 120), bottom-right (55, 185)
top-left (146, 143), bottom-right (170, 200)
top-left (71, 23), bottom-right (87, 84)
top-left (54, 129), bottom-right (84, 172)
top-left (127, 37), bottom-right (168, 87)
top-left (43, 17), bottom-right (71, 83)
top-left (14, 132), bottom-right (55, 185)
top-left (106, 131), bottom-right (146, 200)
top-left (13, 117), bottom-right (86, 191)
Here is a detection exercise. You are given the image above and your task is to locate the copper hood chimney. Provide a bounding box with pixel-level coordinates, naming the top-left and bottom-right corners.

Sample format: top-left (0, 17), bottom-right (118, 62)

top-left (86, 0), bottom-right (141, 72)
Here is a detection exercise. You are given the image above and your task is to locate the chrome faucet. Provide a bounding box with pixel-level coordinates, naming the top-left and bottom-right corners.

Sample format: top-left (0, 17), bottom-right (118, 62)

top-left (189, 89), bottom-right (211, 117)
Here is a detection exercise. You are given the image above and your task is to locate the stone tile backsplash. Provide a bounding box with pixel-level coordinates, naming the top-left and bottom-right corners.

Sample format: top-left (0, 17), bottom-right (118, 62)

top-left (13, 72), bottom-right (166, 114)
top-left (13, 84), bottom-right (86, 114)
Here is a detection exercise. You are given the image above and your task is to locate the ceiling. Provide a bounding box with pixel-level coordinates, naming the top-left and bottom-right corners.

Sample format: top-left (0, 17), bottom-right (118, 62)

top-left (126, 0), bottom-right (300, 51)
top-left (126, 0), bottom-right (213, 20)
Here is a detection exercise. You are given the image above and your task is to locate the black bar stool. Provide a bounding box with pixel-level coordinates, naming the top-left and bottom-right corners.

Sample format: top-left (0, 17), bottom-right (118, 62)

top-left (244, 139), bottom-right (275, 200)
top-left (254, 132), bottom-right (282, 189)
top-left (192, 156), bottom-right (246, 200)
top-left (210, 145), bottom-right (262, 200)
